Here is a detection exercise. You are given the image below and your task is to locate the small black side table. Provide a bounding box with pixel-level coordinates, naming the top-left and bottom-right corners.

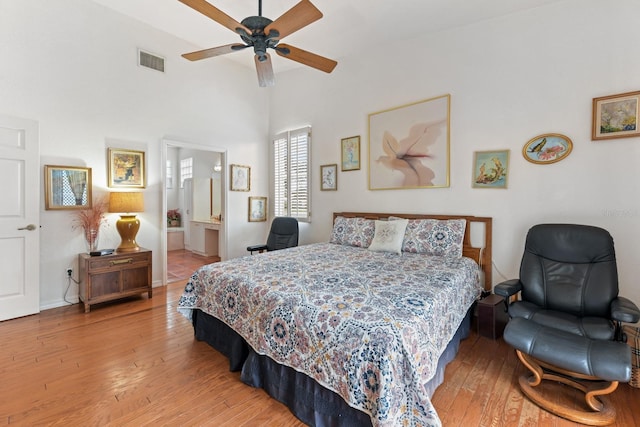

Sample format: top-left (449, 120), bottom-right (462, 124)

top-left (477, 294), bottom-right (509, 339)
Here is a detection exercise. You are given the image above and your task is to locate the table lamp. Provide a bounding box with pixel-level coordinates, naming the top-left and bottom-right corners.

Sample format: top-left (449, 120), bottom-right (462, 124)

top-left (109, 192), bottom-right (144, 252)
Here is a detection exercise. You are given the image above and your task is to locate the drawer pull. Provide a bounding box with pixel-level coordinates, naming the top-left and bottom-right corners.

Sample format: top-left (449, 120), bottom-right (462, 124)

top-left (110, 258), bottom-right (134, 266)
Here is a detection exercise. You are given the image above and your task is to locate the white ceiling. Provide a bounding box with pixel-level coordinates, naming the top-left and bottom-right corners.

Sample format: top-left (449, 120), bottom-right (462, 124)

top-left (91, 0), bottom-right (564, 74)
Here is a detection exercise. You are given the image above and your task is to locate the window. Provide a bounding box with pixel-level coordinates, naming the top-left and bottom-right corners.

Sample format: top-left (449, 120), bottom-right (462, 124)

top-left (273, 126), bottom-right (311, 222)
top-left (180, 157), bottom-right (192, 188)
top-left (166, 160), bottom-right (173, 189)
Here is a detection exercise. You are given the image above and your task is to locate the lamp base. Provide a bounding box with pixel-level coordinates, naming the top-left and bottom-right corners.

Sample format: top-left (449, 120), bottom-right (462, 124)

top-left (115, 214), bottom-right (140, 253)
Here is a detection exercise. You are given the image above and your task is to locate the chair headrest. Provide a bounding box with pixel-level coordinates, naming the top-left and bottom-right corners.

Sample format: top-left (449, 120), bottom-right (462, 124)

top-left (526, 224), bottom-right (615, 264)
top-left (271, 217), bottom-right (299, 234)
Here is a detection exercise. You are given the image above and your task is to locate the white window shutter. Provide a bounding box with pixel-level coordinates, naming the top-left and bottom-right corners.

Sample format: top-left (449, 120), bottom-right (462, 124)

top-left (272, 127), bottom-right (311, 221)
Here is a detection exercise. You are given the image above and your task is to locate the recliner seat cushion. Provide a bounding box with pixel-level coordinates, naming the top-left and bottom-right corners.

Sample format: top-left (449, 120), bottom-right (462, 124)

top-left (509, 300), bottom-right (615, 340)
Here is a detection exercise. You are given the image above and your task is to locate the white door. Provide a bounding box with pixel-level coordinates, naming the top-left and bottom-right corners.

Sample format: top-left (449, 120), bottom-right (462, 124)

top-left (0, 115), bottom-right (40, 321)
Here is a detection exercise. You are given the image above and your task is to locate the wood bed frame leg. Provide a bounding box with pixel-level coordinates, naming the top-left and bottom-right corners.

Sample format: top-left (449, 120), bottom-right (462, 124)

top-left (515, 350), bottom-right (618, 426)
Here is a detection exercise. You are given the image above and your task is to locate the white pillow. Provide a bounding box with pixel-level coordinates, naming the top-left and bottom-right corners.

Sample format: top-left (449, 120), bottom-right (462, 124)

top-left (367, 219), bottom-right (408, 254)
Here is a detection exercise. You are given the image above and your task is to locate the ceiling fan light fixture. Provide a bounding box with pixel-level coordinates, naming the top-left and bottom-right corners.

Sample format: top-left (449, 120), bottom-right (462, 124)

top-left (179, 0), bottom-right (337, 86)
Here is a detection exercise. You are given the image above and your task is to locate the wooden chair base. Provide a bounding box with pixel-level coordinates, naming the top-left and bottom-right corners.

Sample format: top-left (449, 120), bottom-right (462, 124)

top-left (516, 350), bottom-right (618, 426)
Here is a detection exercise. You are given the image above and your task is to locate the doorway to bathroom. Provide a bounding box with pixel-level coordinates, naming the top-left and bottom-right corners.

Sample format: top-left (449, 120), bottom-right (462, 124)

top-left (162, 138), bottom-right (226, 284)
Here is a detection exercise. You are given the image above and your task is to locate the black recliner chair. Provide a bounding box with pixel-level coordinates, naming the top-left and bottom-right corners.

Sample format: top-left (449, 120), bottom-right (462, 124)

top-left (247, 217), bottom-right (299, 254)
top-left (495, 224), bottom-right (640, 425)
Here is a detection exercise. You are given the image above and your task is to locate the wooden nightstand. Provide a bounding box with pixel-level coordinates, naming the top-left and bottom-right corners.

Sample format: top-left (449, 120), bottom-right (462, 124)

top-left (477, 294), bottom-right (509, 339)
top-left (78, 249), bottom-right (152, 313)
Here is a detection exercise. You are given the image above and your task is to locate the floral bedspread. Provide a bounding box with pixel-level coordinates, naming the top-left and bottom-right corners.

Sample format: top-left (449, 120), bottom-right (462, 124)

top-left (178, 243), bottom-right (481, 427)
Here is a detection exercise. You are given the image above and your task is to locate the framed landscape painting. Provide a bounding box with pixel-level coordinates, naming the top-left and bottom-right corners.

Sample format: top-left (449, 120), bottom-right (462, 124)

top-left (592, 91), bottom-right (640, 140)
top-left (368, 94), bottom-right (450, 190)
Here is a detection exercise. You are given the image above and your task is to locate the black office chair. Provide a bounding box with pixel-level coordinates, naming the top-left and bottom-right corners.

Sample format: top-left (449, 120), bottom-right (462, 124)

top-left (247, 217), bottom-right (299, 254)
top-left (495, 224), bottom-right (640, 425)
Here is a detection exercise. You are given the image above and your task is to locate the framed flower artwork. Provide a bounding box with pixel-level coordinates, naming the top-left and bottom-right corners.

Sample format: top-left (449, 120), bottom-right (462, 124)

top-left (341, 135), bottom-right (360, 171)
top-left (320, 164), bottom-right (337, 191)
top-left (472, 150), bottom-right (509, 189)
top-left (368, 94), bottom-right (450, 190)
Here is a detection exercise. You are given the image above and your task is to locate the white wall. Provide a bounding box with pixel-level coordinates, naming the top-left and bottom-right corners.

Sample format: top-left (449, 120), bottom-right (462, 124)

top-left (0, 0), bottom-right (271, 309)
top-left (269, 0), bottom-right (640, 310)
top-left (3, 0), bottom-right (639, 314)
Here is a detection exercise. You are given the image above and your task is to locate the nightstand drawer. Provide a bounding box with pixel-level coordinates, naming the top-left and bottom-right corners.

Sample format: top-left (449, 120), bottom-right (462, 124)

top-left (87, 252), bottom-right (149, 271)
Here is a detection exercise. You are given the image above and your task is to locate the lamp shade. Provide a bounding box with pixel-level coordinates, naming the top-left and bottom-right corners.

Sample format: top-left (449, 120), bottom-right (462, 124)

top-left (109, 192), bottom-right (144, 213)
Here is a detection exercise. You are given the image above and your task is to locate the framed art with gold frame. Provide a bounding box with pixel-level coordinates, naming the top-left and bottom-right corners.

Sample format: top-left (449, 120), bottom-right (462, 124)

top-left (320, 164), bottom-right (337, 191)
top-left (248, 196), bottom-right (267, 222)
top-left (592, 90), bottom-right (640, 140)
top-left (472, 150), bottom-right (509, 189)
top-left (44, 165), bottom-right (92, 210)
top-left (341, 135), bottom-right (361, 171)
top-left (368, 94), bottom-right (450, 190)
top-left (522, 133), bottom-right (573, 164)
top-left (108, 148), bottom-right (146, 188)
top-left (230, 164), bottom-right (251, 191)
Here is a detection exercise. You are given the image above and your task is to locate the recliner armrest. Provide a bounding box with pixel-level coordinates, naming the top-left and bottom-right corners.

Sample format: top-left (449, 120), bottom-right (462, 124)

top-left (611, 296), bottom-right (640, 324)
top-left (247, 244), bottom-right (268, 254)
top-left (494, 279), bottom-right (523, 298)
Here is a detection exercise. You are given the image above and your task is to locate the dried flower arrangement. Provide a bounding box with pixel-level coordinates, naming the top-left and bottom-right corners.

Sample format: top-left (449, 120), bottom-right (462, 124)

top-left (72, 195), bottom-right (109, 251)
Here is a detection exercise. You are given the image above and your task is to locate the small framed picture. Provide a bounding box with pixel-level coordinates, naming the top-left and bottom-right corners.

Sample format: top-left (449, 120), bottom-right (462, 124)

top-left (230, 164), bottom-right (250, 191)
top-left (522, 134), bottom-right (572, 164)
top-left (592, 90), bottom-right (640, 140)
top-left (341, 135), bottom-right (361, 171)
top-left (108, 148), bottom-right (146, 188)
top-left (44, 165), bottom-right (92, 210)
top-left (472, 150), bottom-right (509, 189)
top-left (320, 164), bottom-right (337, 191)
top-left (248, 196), bottom-right (267, 222)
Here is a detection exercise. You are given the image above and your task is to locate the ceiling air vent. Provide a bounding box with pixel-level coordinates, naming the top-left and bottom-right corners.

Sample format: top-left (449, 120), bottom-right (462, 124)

top-left (138, 49), bottom-right (165, 73)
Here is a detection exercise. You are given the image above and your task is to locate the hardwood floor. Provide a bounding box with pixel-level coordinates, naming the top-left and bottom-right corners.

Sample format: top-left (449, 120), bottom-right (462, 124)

top-left (1, 281), bottom-right (638, 426)
top-left (167, 249), bottom-right (220, 283)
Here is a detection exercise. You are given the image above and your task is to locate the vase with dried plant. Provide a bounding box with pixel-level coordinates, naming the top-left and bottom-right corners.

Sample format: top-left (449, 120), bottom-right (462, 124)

top-left (72, 196), bottom-right (109, 253)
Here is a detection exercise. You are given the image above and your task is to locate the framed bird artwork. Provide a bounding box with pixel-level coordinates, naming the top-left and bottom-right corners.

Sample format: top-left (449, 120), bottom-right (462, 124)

top-left (522, 133), bottom-right (572, 164)
top-left (368, 94), bottom-right (450, 190)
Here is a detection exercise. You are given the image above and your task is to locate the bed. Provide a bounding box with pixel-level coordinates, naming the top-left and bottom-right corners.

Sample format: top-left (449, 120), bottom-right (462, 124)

top-left (178, 212), bottom-right (493, 426)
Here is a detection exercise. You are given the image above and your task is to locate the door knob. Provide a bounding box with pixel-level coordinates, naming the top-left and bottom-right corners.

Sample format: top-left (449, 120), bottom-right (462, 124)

top-left (18, 224), bottom-right (37, 231)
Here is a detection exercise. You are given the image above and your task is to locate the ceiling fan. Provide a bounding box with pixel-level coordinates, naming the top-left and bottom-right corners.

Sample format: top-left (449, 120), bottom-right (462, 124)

top-left (178, 0), bottom-right (338, 87)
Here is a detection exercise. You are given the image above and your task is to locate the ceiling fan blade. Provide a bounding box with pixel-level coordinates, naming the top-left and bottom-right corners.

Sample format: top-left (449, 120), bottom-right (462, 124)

top-left (264, 0), bottom-right (322, 40)
top-left (182, 43), bottom-right (248, 61)
top-left (255, 54), bottom-right (275, 87)
top-left (178, 0), bottom-right (251, 35)
top-left (275, 44), bottom-right (337, 73)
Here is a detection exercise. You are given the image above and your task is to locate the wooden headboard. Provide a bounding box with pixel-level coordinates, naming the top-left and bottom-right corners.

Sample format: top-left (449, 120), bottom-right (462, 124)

top-left (333, 212), bottom-right (493, 291)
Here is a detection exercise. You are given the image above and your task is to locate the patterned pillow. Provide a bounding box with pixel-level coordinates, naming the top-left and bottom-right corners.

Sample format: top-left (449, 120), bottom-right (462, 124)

top-left (367, 219), bottom-right (408, 254)
top-left (390, 217), bottom-right (467, 257)
top-left (330, 216), bottom-right (376, 248)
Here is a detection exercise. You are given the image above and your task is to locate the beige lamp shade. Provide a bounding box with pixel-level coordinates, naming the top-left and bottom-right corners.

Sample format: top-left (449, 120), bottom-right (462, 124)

top-left (109, 191), bottom-right (144, 213)
top-left (109, 192), bottom-right (144, 252)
